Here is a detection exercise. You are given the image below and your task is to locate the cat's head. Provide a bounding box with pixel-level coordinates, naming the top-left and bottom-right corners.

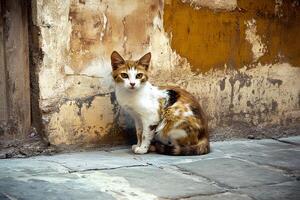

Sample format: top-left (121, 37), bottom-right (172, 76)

top-left (111, 51), bottom-right (151, 91)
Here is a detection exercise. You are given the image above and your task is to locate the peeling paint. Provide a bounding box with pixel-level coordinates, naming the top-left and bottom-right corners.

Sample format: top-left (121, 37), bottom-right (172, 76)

top-left (275, 0), bottom-right (283, 17)
top-left (34, 0), bottom-right (163, 147)
top-left (245, 19), bottom-right (267, 62)
top-left (151, 58), bottom-right (300, 128)
top-left (180, 0), bottom-right (237, 11)
top-left (163, 0), bottom-right (300, 72)
top-left (34, 0), bottom-right (300, 147)
top-left (47, 96), bottom-right (114, 146)
top-left (267, 78), bottom-right (283, 87)
top-left (219, 78), bottom-right (226, 91)
top-left (271, 100), bottom-right (278, 112)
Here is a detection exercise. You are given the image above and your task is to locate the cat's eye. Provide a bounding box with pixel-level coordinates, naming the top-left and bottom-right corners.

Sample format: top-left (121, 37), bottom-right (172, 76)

top-left (136, 73), bottom-right (143, 79)
top-left (120, 73), bottom-right (128, 78)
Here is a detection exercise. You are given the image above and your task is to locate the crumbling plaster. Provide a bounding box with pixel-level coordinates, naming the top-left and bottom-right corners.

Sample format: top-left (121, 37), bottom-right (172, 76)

top-left (33, 0), bottom-right (300, 147)
top-left (180, 0), bottom-right (237, 10)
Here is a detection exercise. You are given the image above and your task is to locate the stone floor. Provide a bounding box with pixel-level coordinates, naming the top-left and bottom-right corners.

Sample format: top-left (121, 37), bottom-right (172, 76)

top-left (0, 136), bottom-right (299, 200)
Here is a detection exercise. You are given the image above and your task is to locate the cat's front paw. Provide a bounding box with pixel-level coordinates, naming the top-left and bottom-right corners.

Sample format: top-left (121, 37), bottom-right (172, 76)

top-left (133, 146), bottom-right (148, 154)
top-left (131, 144), bottom-right (139, 152)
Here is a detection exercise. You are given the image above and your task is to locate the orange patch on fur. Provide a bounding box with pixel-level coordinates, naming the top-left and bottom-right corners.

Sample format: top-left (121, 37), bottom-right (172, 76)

top-left (155, 86), bottom-right (209, 155)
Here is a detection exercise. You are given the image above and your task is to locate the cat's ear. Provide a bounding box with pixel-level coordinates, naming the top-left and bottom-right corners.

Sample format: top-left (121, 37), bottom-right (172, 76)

top-left (111, 51), bottom-right (125, 70)
top-left (137, 52), bottom-right (151, 71)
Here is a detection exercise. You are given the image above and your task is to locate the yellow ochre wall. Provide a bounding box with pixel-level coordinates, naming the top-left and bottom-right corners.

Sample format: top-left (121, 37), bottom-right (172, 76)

top-left (164, 0), bottom-right (300, 72)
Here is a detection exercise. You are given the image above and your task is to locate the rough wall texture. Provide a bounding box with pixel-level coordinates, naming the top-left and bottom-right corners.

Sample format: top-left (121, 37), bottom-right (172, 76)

top-left (33, 0), bottom-right (300, 148)
top-left (164, 0), bottom-right (300, 72)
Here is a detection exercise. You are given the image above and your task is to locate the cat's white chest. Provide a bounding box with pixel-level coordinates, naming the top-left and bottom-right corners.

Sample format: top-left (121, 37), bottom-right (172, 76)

top-left (115, 83), bottom-right (164, 119)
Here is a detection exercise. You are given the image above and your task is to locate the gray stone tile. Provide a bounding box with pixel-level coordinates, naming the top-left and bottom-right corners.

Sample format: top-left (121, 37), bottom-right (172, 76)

top-left (183, 192), bottom-right (253, 200)
top-left (0, 193), bottom-right (10, 200)
top-left (0, 159), bottom-right (69, 177)
top-left (0, 170), bottom-right (159, 200)
top-left (0, 175), bottom-right (115, 200)
top-left (213, 140), bottom-right (295, 156)
top-left (1, 137), bottom-right (299, 200)
top-left (238, 181), bottom-right (300, 200)
top-left (177, 158), bottom-right (292, 188)
top-left (278, 136), bottom-right (300, 145)
top-left (32, 150), bottom-right (146, 171)
top-left (234, 149), bottom-right (300, 172)
top-left (256, 139), bottom-right (299, 151)
top-left (103, 166), bottom-right (224, 199)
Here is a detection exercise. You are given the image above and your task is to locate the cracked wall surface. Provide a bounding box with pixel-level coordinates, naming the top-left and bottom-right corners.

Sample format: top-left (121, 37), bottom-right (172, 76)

top-left (33, 0), bottom-right (300, 147)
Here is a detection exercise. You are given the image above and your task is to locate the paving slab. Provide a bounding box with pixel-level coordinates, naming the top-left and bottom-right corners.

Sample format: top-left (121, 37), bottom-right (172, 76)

top-left (237, 181), bottom-right (300, 200)
top-left (278, 136), bottom-right (300, 145)
top-left (0, 137), bottom-right (299, 200)
top-left (102, 166), bottom-right (224, 199)
top-left (255, 139), bottom-right (299, 151)
top-left (234, 149), bottom-right (300, 172)
top-left (176, 158), bottom-right (293, 188)
top-left (0, 174), bottom-right (115, 200)
top-left (213, 139), bottom-right (295, 156)
top-left (182, 192), bottom-right (254, 200)
top-left (0, 159), bottom-right (69, 177)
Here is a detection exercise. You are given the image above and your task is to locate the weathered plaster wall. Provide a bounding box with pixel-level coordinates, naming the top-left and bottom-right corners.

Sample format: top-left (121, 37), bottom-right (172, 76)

top-left (33, 0), bottom-right (163, 147)
top-left (164, 0), bottom-right (300, 72)
top-left (33, 0), bottom-right (300, 148)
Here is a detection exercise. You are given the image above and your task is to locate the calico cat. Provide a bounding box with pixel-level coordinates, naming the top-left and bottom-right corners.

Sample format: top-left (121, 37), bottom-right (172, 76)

top-left (111, 51), bottom-right (209, 155)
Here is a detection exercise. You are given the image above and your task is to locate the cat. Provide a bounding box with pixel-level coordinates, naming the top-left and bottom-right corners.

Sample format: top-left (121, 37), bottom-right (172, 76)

top-left (111, 51), bottom-right (210, 155)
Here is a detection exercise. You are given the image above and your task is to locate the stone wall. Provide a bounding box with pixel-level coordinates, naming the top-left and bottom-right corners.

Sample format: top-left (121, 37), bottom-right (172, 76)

top-left (32, 0), bottom-right (300, 148)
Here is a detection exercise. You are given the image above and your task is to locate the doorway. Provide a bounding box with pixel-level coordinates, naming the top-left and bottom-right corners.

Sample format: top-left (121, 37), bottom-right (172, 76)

top-left (0, 0), bottom-right (31, 141)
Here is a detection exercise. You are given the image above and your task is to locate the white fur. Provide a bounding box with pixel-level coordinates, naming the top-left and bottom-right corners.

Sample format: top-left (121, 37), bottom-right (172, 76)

top-left (169, 129), bottom-right (188, 141)
top-left (183, 110), bottom-right (193, 117)
top-left (154, 128), bottom-right (187, 146)
top-left (115, 81), bottom-right (168, 154)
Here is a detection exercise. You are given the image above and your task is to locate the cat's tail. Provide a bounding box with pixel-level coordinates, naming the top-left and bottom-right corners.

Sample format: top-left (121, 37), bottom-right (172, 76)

top-left (151, 139), bottom-right (210, 156)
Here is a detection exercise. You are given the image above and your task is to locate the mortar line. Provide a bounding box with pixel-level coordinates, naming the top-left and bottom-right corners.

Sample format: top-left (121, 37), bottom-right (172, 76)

top-left (175, 165), bottom-right (234, 191)
top-left (1, 192), bottom-right (18, 200)
top-left (271, 137), bottom-right (300, 146)
top-left (231, 156), bottom-right (297, 178)
top-left (231, 180), bottom-right (300, 190)
top-left (176, 191), bottom-right (257, 200)
top-left (35, 159), bottom-right (74, 171)
top-left (169, 191), bottom-right (228, 200)
top-left (143, 162), bottom-right (232, 195)
top-left (36, 159), bottom-right (148, 173)
top-left (68, 164), bottom-right (149, 173)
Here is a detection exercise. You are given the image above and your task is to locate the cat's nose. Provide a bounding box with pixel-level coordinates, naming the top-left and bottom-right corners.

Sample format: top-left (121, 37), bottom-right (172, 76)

top-left (130, 83), bottom-right (135, 87)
